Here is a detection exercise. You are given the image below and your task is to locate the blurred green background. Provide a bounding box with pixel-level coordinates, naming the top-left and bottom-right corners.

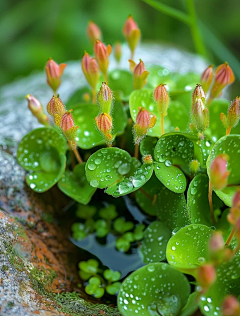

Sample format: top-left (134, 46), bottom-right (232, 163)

top-left (1, 0), bottom-right (240, 87)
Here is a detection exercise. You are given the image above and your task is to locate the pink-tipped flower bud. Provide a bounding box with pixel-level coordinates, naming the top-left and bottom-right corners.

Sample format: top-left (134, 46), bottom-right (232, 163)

top-left (123, 15), bottom-right (141, 58)
top-left (221, 97), bottom-right (240, 133)
top-left (60, 111), bottom-right (78, 149)
top-left (210, 62), bottom-right (235, 100)
top-left (154, 84), bottom-right (169, 116)
top-left (222, 296), bottom-right (240, 316)
top-left (47, 96), bottom-right (66, 126)
top-left (95, 113), bottom-right (113, 143)
top-left (97, 82), bottom-right (113, 113)
top-left (82, 52), bottom-right (100, 91)
top-left (143, 155), bottom-right (153, 164)
top-left (45, 58), bottom-right (67, 93)
top-left (200, 65), bottom-right (213, 93)
top-left (87, 21), bottom-right (102, 46)
top-left (133, 107), bottom-right (156, 143)
top-left (227, 190), bottom-right (240, 225)
top-left (192, 84), bottom-right (206, 103)
top-left (94, 40), bottom-right (112, 76)
top-left (209, 154), bottom-right (229, 191)
top-left (209, 231), bottom-right (225, 253)
top-left (191, 97), bottom-right (209, 133)
top-left (130, 59), bottom-right (149, 90)
top-left (114, 42), bottom-right (122, 63)
top-left (197, 264), bottom-right (216, 290)
top-left (25, 94), bottom-right (49, 126)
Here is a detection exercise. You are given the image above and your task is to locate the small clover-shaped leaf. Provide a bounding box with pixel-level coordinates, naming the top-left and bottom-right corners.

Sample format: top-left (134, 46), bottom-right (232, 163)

top-left (133, 224), bottom-right (145, 241)
top-left (106, 282), bottom-right (121, 295)
top-left (79, 259), bottom-right (99, 274)
top-left (17, 127), bottom-right (67, 192)
top-left (118, 263), bottom-right (190, 316)
top-left (140, 221), bottom-right (171, 263)
top-left (72, 223), bottom-right (87, 241)
top-left (103, 269), bottom-right (121, 282)
top-left (113, 218), bottom-right (134, 234)
top-left (76, 205), bottom-right (97, 219)
top-left (166, 224), bottom-right (212, 276)
top-left (94, 219), bottom-right (110, 238)
top-left (58, 163), bottom-right (96, 205)
top-left (99, 204), bottom-right (118, 220)
top-left (85, 276), bottom-right (105, 298)
top-left (116, 233), bottom-right (134, 252)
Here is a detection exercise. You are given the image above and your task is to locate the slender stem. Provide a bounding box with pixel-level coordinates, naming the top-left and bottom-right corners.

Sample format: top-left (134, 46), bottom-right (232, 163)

top-left (141, 0), bottom-right (190, 25)
top-left (226, 227), bottom-right (235, 246)
top-left (226, 127), bottom-right (231, 136)
top-left (134, 143), bottom-right (139, 159)
top-left (107, 142), bottom-right (112, 147)
top-left (185, 0), bottom-right (207, 57)
top-left (73, 147), bottom-right (83, 164)
top-left (161, 113), bottom-right (164, 135)
top-left (139, 188), bottom-right (153, 201)
top-left (208, 181), bottom-right (216, 224)
top-left (131, 50), bottom-right (134, 61)
top-left (103, 72), bottom-right (108, 85)
top-left (92, 88), bottom-right (96, 104)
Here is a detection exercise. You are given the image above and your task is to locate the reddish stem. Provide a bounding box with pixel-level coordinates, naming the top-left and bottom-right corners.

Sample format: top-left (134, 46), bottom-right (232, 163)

top-left (134, 143), bottom-right (139, 159)
top-left (226, 127), bottom-right (231, 135)
top-left (73, 147), bottom-right (83, 164)
top-left (208, 181), bottom-right (216, 224)
top-left (225, 227), bottom-right (235, 246)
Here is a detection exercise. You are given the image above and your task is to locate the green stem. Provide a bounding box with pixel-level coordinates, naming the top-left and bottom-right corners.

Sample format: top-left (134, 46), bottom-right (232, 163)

top-left (185, 0), bottom-right (207, 57)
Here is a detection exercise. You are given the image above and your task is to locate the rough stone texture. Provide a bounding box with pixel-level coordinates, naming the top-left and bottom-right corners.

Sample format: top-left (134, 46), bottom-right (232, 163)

top-left (0, 44), bottom-right (207, 315)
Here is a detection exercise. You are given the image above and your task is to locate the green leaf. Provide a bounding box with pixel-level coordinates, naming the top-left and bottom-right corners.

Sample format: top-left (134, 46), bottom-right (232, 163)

top-left (133, 224), bottom-right (145, 241)
top-left (167, 101), bottom-right (190, 132)
top-left (103, 269), bottom-right (121, 282)
top-left (155, 186), bottom-right (190, 230)
top-left (179, 292), bottom-right (199, 316)
top-left (154, 162), bottom-right (187, 193)
top-left (73, 101), bottom-right (127, 149)
top-left (17, 127), bottom-right (67, 192)
top-left (65, 86), bottom-right (92, 109)
top-left (85, 276), bottom-right (105, 298)
top-left (118, 263), bottom-right (190, 316)
top-left (79, 259), bottom-right (99, 274)
top-left (99, 204), bottom-right (118, 220)
top-left (113, 218), bottom-right (134, 234)
top-left (108, 69), bottom-right (133, 101)
top-left (106, 282), bottom-right (121, 295)
top-left (116, 232), bottom-right (134, 252)
top-left (94, 219), bottom-right (110, 237)
top-left (58, 163), bottom-right (96, 205)
top-left (76, 205), bottom-right (97, 219)
top-left (140, 221), bottom-right (172, 263)
top-left (166, 224), bottom-right (212, 276)
top-left (85, 147), bottom-right (132, 189)
top-left (135, 174), bottom-right (163, 216)
top-left (214, 185), bottom-right (240, 207)
top-left (146, 65), bottom-right (172, 90)
top-left (140, 136), bottom-right (158, 157)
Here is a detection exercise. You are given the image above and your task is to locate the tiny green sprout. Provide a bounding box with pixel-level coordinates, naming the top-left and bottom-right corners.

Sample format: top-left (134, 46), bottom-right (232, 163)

top-left (85, 276), bottom-right (105, 298)
top-left (71, 223), bottom-right (87, 241)
top-left (94, 219), bottom-right (110, 237)
top-left (106, 282), bottom-right (121, 295)
top-left (113, 218), bottom-right (134, 234)
top-left (99, 204), bottom-right (118, 220)
top-left (189, 159), bottom-right (200, 174)
top-left (133, 224), bottom-right (145, 241)
top-left (76, 205), bottom-right (97, 219)
top-left (116, 232), bottom-right (134, 252)
top-left (103, 269), bottom-right (121, 282)
top-left (79, 259), bottom-right (99, 275)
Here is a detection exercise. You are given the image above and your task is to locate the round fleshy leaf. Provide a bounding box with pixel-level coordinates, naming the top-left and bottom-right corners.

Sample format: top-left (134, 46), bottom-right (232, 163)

top-left (179, 292), bottom-right (199, 316)
top-left (103, 269), bottom-right (121, 282)
top-left (214, 185), bottom-right (240, 207)
top-left (140, 136), bottom-right (158, 157)
top-left (106, 163), bottom-right (153, 197)
top-left (85, 147), bottom-right (132, 189)
top-left (65, 86), bottom-right (92, 109)
top-left (58, 163), bottom-right (96, 205)
top-left (146, 65), bottom-right (172, 90)
top-left (199, 138), bottom-right (215, 165)
top-left (154, 162), bottom-right (187, 193)
top-left (106, 282), bottom-right (121, 295)
top-left (166, 224), bottom-right (213, 276)
top-left (167, 101), bottom-right (190, 132)
top-left (73, 101), bottom-right (127, 149)
top-left (155, 186), bottom-right (190, 230)
top-left (118, 263), bottom-right (190, 316)
top-left (140, 221), bottom-right (172, 263)
top-left (135, 174), bottom-right (163, 216)
top-left (108, 69), bottom-right (133, 101)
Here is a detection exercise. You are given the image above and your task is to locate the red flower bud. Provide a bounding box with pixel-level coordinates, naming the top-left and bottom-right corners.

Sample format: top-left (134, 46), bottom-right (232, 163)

top-left (94, 40), bottom-right (112, 76)
top-left (133, 107), bottom-right (156, 143)
top-left (143, 155), bottom-right (153, 164)
top-left (114, 42), bottom-right (122, 63)
top-left (222, 296), bottom-right (240, 316)
top-left (87, 21), bottom-right (102, 46)
top-left (191, 98), bottom-right (209, 133)
top-left (60, 111), bottom-right (78, 149)
top-left (136, 107), bottom-right (150, 129)
top-left (209, 154), bottom-right (229, 190)
top-left (192, 84), bottom-right (206, 103)
top-left (95, 113), bottom-right (113, 143)
top-left (97, 82), bottom-right (113, 113)
top-left (130, 59), bottom-right (149, 90)
top-left (25, 94), bottom-right (49, 126)
top-left (82, 52), bottom-right (100, 91)
top-left (200, 65), bottom-right (213, 93)
top-left (123, 15), bottom-right (141, 58)
top-left (227, 97), bottom-right (240, 129)
top-left (228, 207), bottom-right (240, 226)
top-left (45, 58), bottom-right (67, 93)
top-left (210, 62), bottom-right (235, 100)
top-left (209, 231), bottom-right (225, 252)
top-left (154, 84), bottom-right (169, 115)
top-left (197, 264), bottom-right (216, 290)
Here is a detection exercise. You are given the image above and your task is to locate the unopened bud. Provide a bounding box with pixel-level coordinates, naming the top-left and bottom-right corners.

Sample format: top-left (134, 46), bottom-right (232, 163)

top-left (94, 40), bottom-right (112, 76)
top-left (210, 154), bottom-right (229, 191)
top-left (227, 190), bottom-right (240, 225)
top-left (25, 94), bottom-right (49, 126)
top-left (209, 231), bottom-right (225, 252)
top-left (47, 96), bottom-right (66, 126)
top-left (82, 52), bottom-right (100, 91)
top-left (154, 84), bottom-right (169, 116)
top-left (191, 98), bottom-right (209, 133)
top-left (97, 82), bottom-right (113, 113)
top-left (130, 59), bottom-right (149, 90)
top-left (210, 62), bottom-right (235, 100)
top-left (114, 42), bottom-right (122, 63)
top-left (200, 65), bottom-right (213, 93)
top-left (60, 111), bottom-right (78, 149)
top-left (133, 107), bottom-right (156, 143)
top-left (225, 97), bottom-right (240, 130)
top-left (87, 21), bottom-right (102, 46)
top-left (197, 264), bottom-right (216, 290)
top-left (45, 58), bottom-right (67, 93)
top-left (192, 84), bottom-right (206, 103)
top-left (143, 155), bottom-right (153, 164)
top-left (123, 15), bottom-right (141, 58)
top-left (222, 295), bottom-right (240, 316)
top-left (95, 113), bottom-right (113, 143)
top-left (189, 160), bottom-right (200, 173)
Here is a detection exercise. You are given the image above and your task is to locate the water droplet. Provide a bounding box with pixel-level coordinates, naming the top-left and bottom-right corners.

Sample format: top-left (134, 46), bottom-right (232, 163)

top-left (197, 257), bottom-right (206, 264)
top-left (90, 179), bottom-right (99, 187)
top-left (147, 265), bottom-right (155, 272)
top-left (88, 163), bottom-right (96, 170)
top-left (95, 159), bottom-right (101, 165)
top-left (191, 187), bottom-right (197, 195)
top-left (30, 183), bottom-right (36, 189)
top-left (165, 160), bottom-right (172, 167)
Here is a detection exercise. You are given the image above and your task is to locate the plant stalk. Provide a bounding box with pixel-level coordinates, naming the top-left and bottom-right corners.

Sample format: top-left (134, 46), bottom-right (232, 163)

top-left (208, 181), bottom-right (216, 224)
top-left (161, 113), bottom-right (164, 135)
top-left (225, 227), bottom-right (235, 246)
top-left (73, 147), bottom-right (83, 164)
top-left (134, 143), bottom-right (139, 159)
top-left (226, 127), bottom-right (231, 135)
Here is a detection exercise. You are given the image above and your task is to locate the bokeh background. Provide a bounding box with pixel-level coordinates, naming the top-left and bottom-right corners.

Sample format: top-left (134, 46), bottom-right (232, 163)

top-left (1, 0), bottom-right (240, 91)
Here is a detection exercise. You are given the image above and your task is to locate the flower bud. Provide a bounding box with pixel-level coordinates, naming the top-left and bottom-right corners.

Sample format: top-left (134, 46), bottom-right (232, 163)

top-left (197, 264), bottom-right (216, 290)
top-left (192, 84), bottom-right (206, 104)
top-left (200, 65), bottom-right (213, 93)
top-left (97, 82), bottom-right (113, 113)
top-left (87, 21), bottom-right (102, 46)
top-left (227, 207), bottom-right (240, 226)
top-left (129, 59), bottom-right (149, 90)
top-left (154, 84), bottom-right (169, 116)
top-left (209, 154), bottom-right (229, 191)
top-left (45, 58), bottom-right (67, 93)
top-left (82, 52), bottom-right (100, 91)
top-left (209, 231), bottom-right (225, 252)
top-left (95, 113), bottom-right (113, 143)
top-left (94, 40), bottom-right (112, 76)
top-left (191, 98), bottom-right (209, 133)
top-left (123, 15), bottom-right (141, 58)
top-left (60, 111), bottom-right (78, 149)
top-left (221, 98), bottom-right (240, 132)
top-left (114, 42), bottom-right (122, 63)
top-left (143, 155), bottom-right (153, 164)
top-left (189, 160), bottom-right (200, 173)
top-left (25, 94), bottom-right (49, 126)
top-left (222, 296), bottom-right (240, 316)
top-left (210, 62), bottom-right (235, 100)
top-left (133, 107), bottom-right (156, 143)
top-left (47, 96), bottom-right (66, 126)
